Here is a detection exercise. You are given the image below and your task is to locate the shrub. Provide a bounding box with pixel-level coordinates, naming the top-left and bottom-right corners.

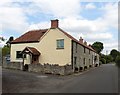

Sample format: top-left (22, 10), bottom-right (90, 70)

top-left (99, 61), bottom-right (102, 65)
top-left (100, 58), bottom-right (106, 64)
top-left (115, 56), bottom-right (120, 67)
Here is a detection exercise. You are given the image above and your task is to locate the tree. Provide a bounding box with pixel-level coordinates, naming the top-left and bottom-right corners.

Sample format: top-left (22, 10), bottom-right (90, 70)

top-left (6, 36), bottom-right (14, 47)
top-left (115, 56), bottom-right (120, 67)
top-left (105, 55), bottom-right (113, 63)
top-left (2, 45), bottom-right (10, 56)
top-left (92, 42), bottom-right (104, 54)
top-left (0, 37), bottom-right (5, 42)
top-left (110, 49), bottom-right (119, 61)
top-left (100, 57), bottom-right (106, 64)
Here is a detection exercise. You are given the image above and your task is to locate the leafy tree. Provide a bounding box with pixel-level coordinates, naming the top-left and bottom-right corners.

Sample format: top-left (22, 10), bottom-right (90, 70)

top-left (100, 58), bottom-right (106, 64)
top-left (110, 49), bottom-right (119, 61)
top-left (6, 36), bottom-right (14, 47)
top-left (115, 55), bottom-right (120, 67)
top-left (2, 45), bottom-right (10, 56)
top-left (92, 42), bottom-right (104, 54)
top-left (105, 55), bottom-right (113, 63)
top-left (0, 37), bottom-right (5, 42)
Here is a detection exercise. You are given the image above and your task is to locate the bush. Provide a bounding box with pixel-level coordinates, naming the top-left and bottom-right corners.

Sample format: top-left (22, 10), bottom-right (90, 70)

top-left (99, 61), bottom-right (102, 65)
top-left (100, 58), bottom-right (106, 64)
top-left (115, 56), bottom-right (120, 67)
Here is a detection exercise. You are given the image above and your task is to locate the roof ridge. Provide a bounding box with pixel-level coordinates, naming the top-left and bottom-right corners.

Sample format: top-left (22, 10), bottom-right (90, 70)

top-left (58, 28), bottom-right (96, 52)
top-left (28, 29), bottom-right (48, 32)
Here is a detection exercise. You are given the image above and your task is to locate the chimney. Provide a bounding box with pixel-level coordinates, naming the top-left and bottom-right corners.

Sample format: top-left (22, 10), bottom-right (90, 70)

top-left (88, 44), bottom-right (91, 47)
top-left (51, 19), bottom-right (59, 28)
top-left (79, 37), bottom-right (83, 43)
top-left (84, 41), bottom-right (87, 45)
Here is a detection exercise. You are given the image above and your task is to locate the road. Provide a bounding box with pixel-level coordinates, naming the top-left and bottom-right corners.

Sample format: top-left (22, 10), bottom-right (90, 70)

top-left (2, 64), bottom-right (118, 93)
top-left (0, 66), bottom-right (2, 94)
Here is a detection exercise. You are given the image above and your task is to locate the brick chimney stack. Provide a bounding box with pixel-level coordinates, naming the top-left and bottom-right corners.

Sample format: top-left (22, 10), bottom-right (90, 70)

top-left (51, 19), bottom-right (59, 28)
top-left (89, 44), bottom-right (91, 47)
top-left (79, 37), bottom-right (83, 43)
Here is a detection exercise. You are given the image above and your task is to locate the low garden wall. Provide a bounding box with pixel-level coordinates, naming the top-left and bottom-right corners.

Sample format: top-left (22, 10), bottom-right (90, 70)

top-left (2, 58), bottom-right (22, 70)
top-left (3, 62), bottom-right (22, 70)
top-left (2, 57), bottom-right (73, 75)
top-left (28, 63), bottom-right (73, 75)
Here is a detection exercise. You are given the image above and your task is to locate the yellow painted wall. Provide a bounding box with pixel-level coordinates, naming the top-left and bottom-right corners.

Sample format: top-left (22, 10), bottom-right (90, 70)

top-left (11, 28), bottom-right (72, 66)
top-left (11, 43), bottom-right (39, 64)
top-left (38, 28), bottom-right (71, 66)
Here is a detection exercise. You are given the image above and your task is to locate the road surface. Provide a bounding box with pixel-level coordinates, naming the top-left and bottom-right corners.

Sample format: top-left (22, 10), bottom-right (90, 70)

top-left (2, 64), bottom-right (118, 93)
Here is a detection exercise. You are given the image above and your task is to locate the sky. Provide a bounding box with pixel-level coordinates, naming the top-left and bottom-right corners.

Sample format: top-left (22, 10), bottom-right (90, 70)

top-left (0, 0), bottom-right (119, 54)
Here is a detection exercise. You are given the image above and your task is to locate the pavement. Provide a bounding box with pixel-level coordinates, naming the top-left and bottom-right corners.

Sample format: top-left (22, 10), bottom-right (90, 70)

top-left (2, 64), bottom-right (119, 93)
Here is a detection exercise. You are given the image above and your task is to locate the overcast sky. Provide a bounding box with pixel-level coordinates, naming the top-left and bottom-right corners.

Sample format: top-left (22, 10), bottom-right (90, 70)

top-left (0, 0), bottom-right (118, 54)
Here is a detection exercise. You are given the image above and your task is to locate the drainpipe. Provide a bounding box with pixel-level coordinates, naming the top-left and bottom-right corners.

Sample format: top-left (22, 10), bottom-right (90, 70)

top-left (21, 54), bottom-right (24, 70)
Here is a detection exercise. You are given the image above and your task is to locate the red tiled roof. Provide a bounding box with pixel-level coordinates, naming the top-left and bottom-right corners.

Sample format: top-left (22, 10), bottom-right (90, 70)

top-left (22, 47), bottom-right (40, 55)
top-left (11, 27), bottom-right (96, 52)
top-left (58, 28), bottom-right (96, 52)
top-left (11, 29), bottom-right (48, 43)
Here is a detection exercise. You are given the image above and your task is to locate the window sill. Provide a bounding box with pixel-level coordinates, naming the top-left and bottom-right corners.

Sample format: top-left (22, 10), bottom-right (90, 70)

top-left (56, 48), bottom-right (64, 49)
top-left (16, 58), bottom-right (26, 60)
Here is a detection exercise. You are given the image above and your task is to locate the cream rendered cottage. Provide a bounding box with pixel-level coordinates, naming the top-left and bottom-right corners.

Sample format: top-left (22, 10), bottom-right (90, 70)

top-left (11, 19), bottom-right (99, 71)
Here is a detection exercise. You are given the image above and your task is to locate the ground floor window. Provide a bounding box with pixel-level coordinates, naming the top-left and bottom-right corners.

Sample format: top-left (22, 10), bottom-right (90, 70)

top-left (83, 58), bottom-right (85, 65)
top-left (16, 51), bottom-right (26, 58)
top-left (89, 59), bottom-right (90, 64)
top-left (74, 57), bottom-right (77, 65)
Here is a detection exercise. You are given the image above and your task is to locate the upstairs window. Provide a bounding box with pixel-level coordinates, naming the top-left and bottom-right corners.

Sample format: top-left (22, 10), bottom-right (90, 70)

top-left (83, 58), bottom-right (85, 64)
top-left (56, 39), bottom-right (64, 49)
top-left (84, 47), bottom-right (86, 53)
top-left (76, 43), bottom-right (77, 53)
top-left (89, 50), bottom-right (90, 54)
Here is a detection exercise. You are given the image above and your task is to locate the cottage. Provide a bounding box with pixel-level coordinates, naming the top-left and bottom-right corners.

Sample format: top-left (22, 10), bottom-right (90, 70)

top-left (10, 19), bottom-right (99, 72)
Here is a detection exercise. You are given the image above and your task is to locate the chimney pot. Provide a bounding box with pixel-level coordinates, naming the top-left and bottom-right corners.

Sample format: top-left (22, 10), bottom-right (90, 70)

top-left (89, 44), bottom-right (91, 47)
top-left (84, 41), bottom-right (87, 45)
top-left (51, 19), bottom-right (59, 28)
top-left (79, 37), bottom-right (83, 43)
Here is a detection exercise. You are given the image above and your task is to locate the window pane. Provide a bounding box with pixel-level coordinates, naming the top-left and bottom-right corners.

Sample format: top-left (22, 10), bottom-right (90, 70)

top-left (57, 39), bottom-right (64, 48)
top-left (16, 51), bottom-right (22, 58)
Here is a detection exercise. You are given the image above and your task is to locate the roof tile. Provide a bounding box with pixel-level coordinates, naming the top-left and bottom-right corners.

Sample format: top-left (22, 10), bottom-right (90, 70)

top-left (11, 29), bottom-right (48, 43)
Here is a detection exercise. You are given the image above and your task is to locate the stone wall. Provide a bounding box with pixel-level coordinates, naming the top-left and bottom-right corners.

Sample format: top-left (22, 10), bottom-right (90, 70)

top-left (3, 62), bottom-right (22, 70)
top-left (2, 57), bottom-right (73, 75)
top-left (2, 57), bottom-right (22, 70)
top-left (28, 63), bottom-right (73, 75)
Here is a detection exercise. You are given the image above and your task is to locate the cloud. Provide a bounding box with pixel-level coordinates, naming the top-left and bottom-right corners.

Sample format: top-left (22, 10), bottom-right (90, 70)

top-left (84, 32), bottom-right (113, 40)
top-left (0, 1), bottom-right (118, 54)
top-left (100, 3), bottom-right (118, 29)
top-left (30, 0), bottom-right (82, 18)
top-left (102, 41), bottom-right (118, 54)
top-left (27, 21), bottom-right (50, 31)
top-left (85, 3), bottom-right (96, 9)
top-left (0, 2), bottom-right (29, 33)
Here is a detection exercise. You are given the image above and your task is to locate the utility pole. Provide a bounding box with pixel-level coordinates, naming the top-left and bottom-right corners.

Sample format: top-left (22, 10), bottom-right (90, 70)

top-left (106, 50), bottom-right (108, 55)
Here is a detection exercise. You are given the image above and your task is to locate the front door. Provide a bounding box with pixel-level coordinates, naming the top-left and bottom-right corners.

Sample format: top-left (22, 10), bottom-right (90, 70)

top-left (32, 55), bottom-right (39, 64)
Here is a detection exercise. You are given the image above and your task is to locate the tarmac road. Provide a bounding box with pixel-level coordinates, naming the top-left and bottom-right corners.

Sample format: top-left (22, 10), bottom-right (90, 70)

top-left (2, 64), bottom-right (118, 93)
